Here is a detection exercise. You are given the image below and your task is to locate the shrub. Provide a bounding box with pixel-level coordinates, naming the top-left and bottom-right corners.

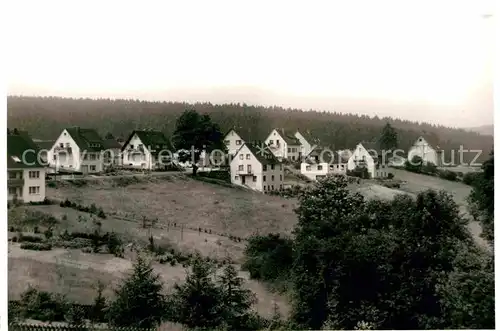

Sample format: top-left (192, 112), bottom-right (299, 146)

top-left (462, 172), bottom-right (481, 186)
top-left (33, 226), bottom-right (39, 234)
top-left (242, 233), bottom-right (294, 282)
top-left (20, 242), bottom-right (52, 251)
top-left (44, 228), bottom-right (53, 239)
top-left (97, 208), bottom-right (106, 219)
top-left (9, 226), bottom-right (15, 232)
top-left (18, 234), bottom-right (44, 243)
top-left (47, 181), bottom-right (56, 188)
top-left (20, 287), bottom-right (68, 321)
top-left (63, 198), bottom-right (72, 207)
top-left (347, 166), bottom-right (370, 179)
top-left (387, 173), bottom-right (394, 179)
top-left (438, 169), bottom-right (458, 181)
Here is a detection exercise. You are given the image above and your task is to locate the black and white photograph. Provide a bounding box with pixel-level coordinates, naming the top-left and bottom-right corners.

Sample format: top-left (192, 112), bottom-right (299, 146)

top-left (3, 0), bottom-right (497, 330)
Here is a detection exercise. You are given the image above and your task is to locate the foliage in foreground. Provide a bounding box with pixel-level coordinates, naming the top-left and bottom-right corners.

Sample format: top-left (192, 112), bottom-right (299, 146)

top-left (244, 175), bottom-right (494, 330)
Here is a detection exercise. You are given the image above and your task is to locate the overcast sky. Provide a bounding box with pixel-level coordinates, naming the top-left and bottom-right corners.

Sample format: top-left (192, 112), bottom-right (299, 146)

top-left (6, 0), bottom-right (495, 127)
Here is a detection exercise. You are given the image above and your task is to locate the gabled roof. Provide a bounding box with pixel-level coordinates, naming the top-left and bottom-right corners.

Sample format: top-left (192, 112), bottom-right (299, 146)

top-left (121, 130), bottom-right (171, 153)
top-left (102, 138), bottom-right (122, 149)
top-left (413, 135), bottom-right (441, 150)
top-left (271, 128), bottom-right (301, 145)
top-left (7, 130), bottom-right (44, 169)
top-left (65, 127), bottom-right (105, 152)
top-left (224, 128), bottom-right (252, 142)
top-left (36, 140), bottom-right (56, 150)
top-left (357, 141), bottom-right (394, 161)
top-left (296, 129), bottom-right (320, 145)
top-left (235, 142), bottom-right (281, 165)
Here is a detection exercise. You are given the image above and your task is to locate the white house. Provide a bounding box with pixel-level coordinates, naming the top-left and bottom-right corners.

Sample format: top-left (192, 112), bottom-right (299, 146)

top-left (294, 130), bottom-right (319, 160)
top-left (48, 127), bottom-right (105, 174)
top-left (8, 129), bottom-right (46, 203)
top-left (223, 129), bottom-right (249, 156)
top-left (347, 142), bottom-right (390, 179)
top-left (121, 130), bottom-right (171, 170)
top-left (230, 142), bottom-right (284, 192)
top-left (102, 138), bottom-right (122, 167)
top-left (264, 129), bottom-right (302, 161)
top-left (407, 136), bottom-right (440, 166)
top-left (300, 146), bottom-right (348, 181)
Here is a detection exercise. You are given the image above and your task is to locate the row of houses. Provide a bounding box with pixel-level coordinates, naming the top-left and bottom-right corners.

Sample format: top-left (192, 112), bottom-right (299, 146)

top-left (224, 128), bottom-right (442, 191)
top-left (7, 125), bottom-right (442, 202)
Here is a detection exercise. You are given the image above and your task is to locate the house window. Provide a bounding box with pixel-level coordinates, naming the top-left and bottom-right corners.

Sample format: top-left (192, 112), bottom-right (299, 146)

top-left (60, 143), bottom-right (63, 148)
top-left (235, 176), bottom-right (239, 180)
top-left (224, 140), bottom-right (230, 145)
top-left (292, 156), bottom-right (295, 161)
top-left (271, 175), bottom-right (275, 181)
top-left (276, 139), bottom-right (280, 145)
top-left (318, 165), bottom-right (323, 171)
top-left (89, 154), bottom-right (97, 161)
top-left (238, 165), bottom-right (243, 171)
top-left (239, 154), bottom-right (243, 160)
top-left (253, 176), bottom-right (257, 182)
top-left (29, 171), bottom-right (40, 179)
top-left (280, 175), bottom-right (282, 181)
top-left (271, 185), bottom-right (274, 190)
top-left (90, 165), bottom-right (96, 171)
top-left (270, 140), bottom-right (273, 145)
top-left (53, 155), bottom-right (57, 161)
top-left (83, 154), bottom-right (88, 160)
top-left (130, 144), bottom-right (134, 149)
top-left (271, 164), bottom-right (275, 170)
top-left (8, 187), bottom-right (16, 195)
top-left (246, 154), bottom-right (250, 160)
top-left (280, 184), bottom-right (283, 190)
top-left (247, 165), bottom-right (252, 172)
top-left (306, 165), bottom-right (311, 171)
top-left (236, 140), bottom-right (242, 145)
top-left (263, 185), bottom-right (266, 191)
top-left (263, 164), bottom-right (267, 171)
top-left (288, 148), bottom-right (291, 153)
top-left (263, 175), bottom-right (266, 182)
top-left (29, 186), bottom-right (40, 195)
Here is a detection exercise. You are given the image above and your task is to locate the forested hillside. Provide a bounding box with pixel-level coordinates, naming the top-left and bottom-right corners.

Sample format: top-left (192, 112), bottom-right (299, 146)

top-left (7, 96), bottom-right (493, 163)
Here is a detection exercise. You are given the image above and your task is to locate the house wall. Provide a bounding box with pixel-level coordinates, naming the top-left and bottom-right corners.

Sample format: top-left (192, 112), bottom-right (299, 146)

top-left (48, 129), bottom-right (81, 171)
top-left (300, 162), bottom-right (329, 181)
top-left (347, 144), bottom-right (376, 178)
top-left (122, 134), bottom-right (152, 169)
top-left (294, 132), bottom-right (313, 158)
top-left (300, 162), bottom-right (347, 181)
top-left (407, 137), bottom-right (438, 165)
top-left (262, 163), bottom-right (284, 192)
top-left (103, 148), bottom-right (122, 167)
top-left (80, 152), bottom-right (104, 173)
top-left (16, 168), bottom-right (45, 202)
top-left (230, 145), bottom-right (264, 191)
top-left (224, 130), bottom-right (245, 156)
top-left (265, 129), bottom-right (287, 159)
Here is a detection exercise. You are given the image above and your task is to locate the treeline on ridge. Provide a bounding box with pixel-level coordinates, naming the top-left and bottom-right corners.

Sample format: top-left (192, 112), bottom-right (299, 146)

top-left (7, 96), bottom-right (493, 163)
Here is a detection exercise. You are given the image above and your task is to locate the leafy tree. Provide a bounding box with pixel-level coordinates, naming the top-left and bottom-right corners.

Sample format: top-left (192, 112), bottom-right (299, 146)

top-left (169, 253), bottom-right (224, 328)
top-left (378, 122), bottom-right (398, 150)
top-left (288, 175), bottom-right (484, 330)
top-left (171, 109), bottom-right (226, 175)
top-left (217, 264), bottom-right (257, 329)
top-left (19, 287), bottom-right (68, 322)
top-left (107, 255), bottom-right (167, 328)
top-left (405, 155), bottom-right (423, 173)
top-left (436, 243), bottom-right (494, 329)
top-left (468, 151), bottom-right (494, 244)
top-left (242, 233), bottom-right (294, 282)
